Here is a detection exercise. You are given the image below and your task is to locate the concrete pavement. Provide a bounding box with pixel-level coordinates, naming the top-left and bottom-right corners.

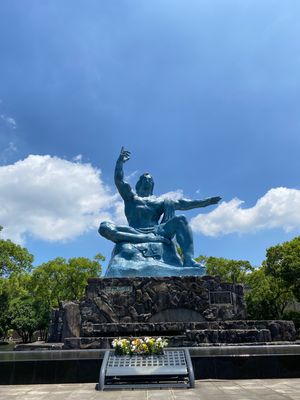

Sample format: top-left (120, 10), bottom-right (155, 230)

top-left (1, 379), bottom-right (300, 400)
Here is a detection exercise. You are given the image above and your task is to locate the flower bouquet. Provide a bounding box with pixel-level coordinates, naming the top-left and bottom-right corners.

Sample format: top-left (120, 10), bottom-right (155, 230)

top-left (112, 337), bottom-right (168, 356)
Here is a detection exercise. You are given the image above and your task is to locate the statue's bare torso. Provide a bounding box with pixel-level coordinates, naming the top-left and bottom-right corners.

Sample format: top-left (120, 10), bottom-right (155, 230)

top-left (125, 196), bottom-right (163, 229)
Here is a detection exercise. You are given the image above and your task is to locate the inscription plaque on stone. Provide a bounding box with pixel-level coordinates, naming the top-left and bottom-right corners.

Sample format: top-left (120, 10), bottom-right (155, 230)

top-left (209, 291), bottom-right (232, 305)
top-left (103, 286), bottom-right (133, 294)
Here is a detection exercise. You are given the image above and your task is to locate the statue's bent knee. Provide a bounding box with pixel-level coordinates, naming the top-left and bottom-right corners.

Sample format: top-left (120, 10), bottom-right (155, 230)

top-left (99, 221), bottom-right (115, 238)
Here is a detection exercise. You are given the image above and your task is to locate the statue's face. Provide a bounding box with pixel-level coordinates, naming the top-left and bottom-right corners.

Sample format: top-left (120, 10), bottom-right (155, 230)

top-left (135, 173), bottom-right (154, 197)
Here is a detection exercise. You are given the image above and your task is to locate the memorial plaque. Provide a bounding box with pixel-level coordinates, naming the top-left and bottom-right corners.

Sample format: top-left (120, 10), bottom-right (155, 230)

top-left (209, 291), bottom-right (232, 305)
top-left (103, 286), bottom-right (133, 294)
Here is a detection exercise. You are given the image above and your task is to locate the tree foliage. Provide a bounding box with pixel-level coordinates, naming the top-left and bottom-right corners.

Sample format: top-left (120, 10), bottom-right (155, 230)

top-left (30, 254), bottom-right (104, 307)
top-left (8, 296), bottom-right (49, 343)
top-left (0, 228), bottom-right (104, 342)
top-left (0, 291), bottom-right (9, 340)
top-left (264, 236), bottom-right (300, 301)
top-left (196, 255), bottom-right (254, 284)
top-left (245, 266), bottom-right (294, 320)
top-left (0, 239), bottom-right (33, 277)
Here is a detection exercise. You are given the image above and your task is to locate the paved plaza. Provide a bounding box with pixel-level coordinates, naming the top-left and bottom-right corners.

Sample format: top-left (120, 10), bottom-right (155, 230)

top-left (1, 379), bottom-right (300, 400)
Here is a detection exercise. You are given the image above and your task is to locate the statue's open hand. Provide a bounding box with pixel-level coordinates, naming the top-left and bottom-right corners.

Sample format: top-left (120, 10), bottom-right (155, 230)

top-left (118, 146), bottom-right (131, 163)
top-left (210, 196), bottom-right (222, 205)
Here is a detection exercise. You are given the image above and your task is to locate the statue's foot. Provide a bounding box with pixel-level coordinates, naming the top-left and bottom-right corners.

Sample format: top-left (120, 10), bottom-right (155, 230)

top-left (183, 259), bottom-right (205, 269)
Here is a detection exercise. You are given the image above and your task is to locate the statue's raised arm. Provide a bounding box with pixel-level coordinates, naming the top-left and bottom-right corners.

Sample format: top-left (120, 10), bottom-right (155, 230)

top-left (114, 147), bottom-right (134, 200)
top-left (173, 196), bottom-right (221, 211)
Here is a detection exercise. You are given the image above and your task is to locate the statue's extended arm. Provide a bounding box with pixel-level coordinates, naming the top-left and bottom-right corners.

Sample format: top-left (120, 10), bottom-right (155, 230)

top-left (173, 196), bottom-right (221, 211)
top-left (114, 147), bottom-right (134, 200)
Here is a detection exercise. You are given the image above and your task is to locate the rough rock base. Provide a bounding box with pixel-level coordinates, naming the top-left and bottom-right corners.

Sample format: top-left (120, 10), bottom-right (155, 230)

top-left (47, 276), bottom-right (296, 349)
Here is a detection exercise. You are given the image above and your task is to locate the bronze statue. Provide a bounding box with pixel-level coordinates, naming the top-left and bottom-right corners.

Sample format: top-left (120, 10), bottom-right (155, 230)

top-left (99, 147), bottom-right (221, 277)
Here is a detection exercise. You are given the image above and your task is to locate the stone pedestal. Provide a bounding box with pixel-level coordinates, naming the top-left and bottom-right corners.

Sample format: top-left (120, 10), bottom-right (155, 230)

top-left (48, 276), bottom-right (296, 349)
top-left (82, 275), bottom-right (246, 323)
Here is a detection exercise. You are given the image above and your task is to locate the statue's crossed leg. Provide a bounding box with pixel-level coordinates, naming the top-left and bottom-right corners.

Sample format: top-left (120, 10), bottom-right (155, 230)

top-left (99, 215), bottom-right (202, 268)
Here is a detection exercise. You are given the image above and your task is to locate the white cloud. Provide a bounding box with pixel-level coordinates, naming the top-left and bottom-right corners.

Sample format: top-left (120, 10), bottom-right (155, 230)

top-left (157, 190), bottom-right (184, 201)
top-left (190, 187), bottom-right (300, 236)
top-left (0, 155), bottom-right (115, 243)
top-left (125, 170), bottom-right (139, 182)
top-left (0, 142), bottom-right (17, 163)
top-left (72, 154), bottom-right (83, 162)
top-left (0, 114), bottom-right (16, 129)
top-left (112, 199), bottom-right (127, 225)
top-left (0, 155), bottom-right (157, 243)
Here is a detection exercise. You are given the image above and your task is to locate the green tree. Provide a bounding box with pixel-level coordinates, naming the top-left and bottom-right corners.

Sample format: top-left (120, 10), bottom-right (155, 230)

top-left (0, 234), bottom-right (33, 339)
top-left (33, 298), bottom-right (52, 341)
top-left (4, 272), bottom-right (32, 299)
top-left (0, 238), bottom-right (33, 277)
top-left (30, 254), bottom-right (104, 307)
top-left (196, 255), bottom-right (254, 283)
top-left (245, 266), bottom-right (293, 320)
top-left (8, 296), bottom-right (49, 343)
top-left (0, 291), bottom-right (9, 340)
top-left (1, 272), bottom-right (38, 342)
top-left (264, 236), bottom-right (300, 301)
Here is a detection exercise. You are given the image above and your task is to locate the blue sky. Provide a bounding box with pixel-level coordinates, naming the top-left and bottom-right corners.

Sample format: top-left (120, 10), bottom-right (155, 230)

top-left (0, 1), bottom-right (300, 273)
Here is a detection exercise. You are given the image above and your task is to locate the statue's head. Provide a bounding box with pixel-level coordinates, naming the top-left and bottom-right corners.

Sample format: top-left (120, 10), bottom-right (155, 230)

top-left (135, 173), bottom-right (154, 197)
